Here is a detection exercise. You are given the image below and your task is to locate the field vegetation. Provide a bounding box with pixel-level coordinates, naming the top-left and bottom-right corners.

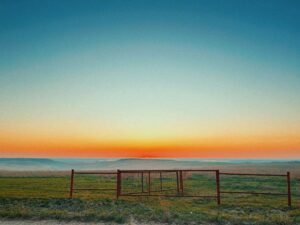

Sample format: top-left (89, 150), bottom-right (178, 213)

top-left (0, 169), bottom-right (300, 225)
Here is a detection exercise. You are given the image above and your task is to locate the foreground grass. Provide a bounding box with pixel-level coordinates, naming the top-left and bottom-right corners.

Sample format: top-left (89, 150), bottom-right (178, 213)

top-left (0, 174), bottom-right (299, 225)
top-left (1, 197), bottom-right (300, 225)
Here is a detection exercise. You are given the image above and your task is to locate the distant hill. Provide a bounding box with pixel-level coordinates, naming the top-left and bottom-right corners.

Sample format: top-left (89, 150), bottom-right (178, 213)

top-left (0, 158), bottom-right (224, 170)
top-left (0, 158), bottom-right (66, 170)
top-left (0, 158), bottom-right (299, 171)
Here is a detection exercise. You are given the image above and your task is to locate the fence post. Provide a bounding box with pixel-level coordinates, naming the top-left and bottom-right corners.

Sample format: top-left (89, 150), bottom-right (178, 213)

top-left (148, 171), bottom-right (151, 195)
top-left (117, 170), bottom-right (121, 199)
top-left (287, 172), bottom-right (291, 207)
top-left (160, 172), bottom-right (163, 191)
top-left (179, 170), bottom-right (184, 194)
top-left (216, 170), bottom-right (221, 205)
top-left (141, 172), bottom-right (144, 193)
top-left (176, 171), bottom-right (179, 193)
top-left (69, 169), bottom-right (74, 199)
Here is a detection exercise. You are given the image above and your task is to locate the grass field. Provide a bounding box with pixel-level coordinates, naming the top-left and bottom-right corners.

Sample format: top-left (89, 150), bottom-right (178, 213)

top-left (0, 170), bottom-right (300, 225)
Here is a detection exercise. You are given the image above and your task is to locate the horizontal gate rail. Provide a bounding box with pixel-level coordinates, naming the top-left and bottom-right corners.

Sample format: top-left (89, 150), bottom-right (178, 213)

top-left (119, 169), bottom-right (218, 173)
top-left (220, 191), bottom-right (287, 195)
top-left (220, 172), bottom-right (286, 177)
top-left (74, 171), bottom-right (117, 175)
top-left (120, 194), bottom-right (217, 198)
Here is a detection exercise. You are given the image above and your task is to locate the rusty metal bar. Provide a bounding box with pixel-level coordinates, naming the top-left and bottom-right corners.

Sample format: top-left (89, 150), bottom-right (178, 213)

top-left (145, 188), bottom-right (174, 193)
top-left (179, 170), bottom-right (184, 194)
top-left (216, 170), bottom-right (220, 205)
top-left (69, 169), bottom-right (74, 199)
top-left (180, 169), bottom-right (218, 172)
top-left (123, 191), bottom-right (146, 195)
top-left (287, 172), bottom-right (291, 207)
top-left (160, 172), bottom-right (162, 191)
top-left (117, 170), bottom-right (121, 199)
top-left (121, 194), bottom-right (217, 198)
top-left (220, 191), bottom-right (287, 195)
top-left (73, 188), bottom-right (116, 191)
top-left (148, 171), bottom-right (151, 195)
top-left (74, 171), bottom-right (117, 175)
top-left (119, 169), bottom-right (218, 173)
top-left (176, 171), bottom-right (180, 193)
top-left (141, 172), bottom-right (144, 193)
top-left (119, 169), bottom-right (177, 173)
top-left (220, 172), bottom-right (286, 177)
top-left (122, 188), bottom-right (175, 195)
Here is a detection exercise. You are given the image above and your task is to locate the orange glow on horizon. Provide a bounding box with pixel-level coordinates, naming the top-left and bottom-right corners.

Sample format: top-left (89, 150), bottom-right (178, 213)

top-left (1, 132), bottom-right (300, 158)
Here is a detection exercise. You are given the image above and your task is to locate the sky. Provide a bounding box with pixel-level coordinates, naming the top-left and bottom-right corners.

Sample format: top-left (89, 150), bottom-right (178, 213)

top-left (0, 0), bottom-right (300, 158)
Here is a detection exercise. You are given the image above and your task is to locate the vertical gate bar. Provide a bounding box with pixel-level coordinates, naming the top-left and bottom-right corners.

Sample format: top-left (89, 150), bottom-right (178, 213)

top-left (117, 170), bottom-right (121, 199)
top-left (287, 171), bottom-right (291, 207)
top-left (180, 170), bottom-right (184, 194)
top-left (148, 171), bottom-right (151, 195)
top-left (160, 172), bottom-right (163, 191)
top-left (69, 169), bottom-right (74, 199)
top-left (216, 170), bottom-right (221, 205)
top-left (141, 172), bottom-right (144, 193)
top-left (176, 171), bottom-right (180, 193)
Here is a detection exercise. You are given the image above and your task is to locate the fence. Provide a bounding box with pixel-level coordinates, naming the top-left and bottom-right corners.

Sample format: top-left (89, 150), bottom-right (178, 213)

top-left (219, 172), bottom-right (291, 206)
top-left (69, 169), bottom-right (117, 198)
top-left (116, 169), bottom-right (220, 202)
top-left (69, 169), bottom-right (292, 206)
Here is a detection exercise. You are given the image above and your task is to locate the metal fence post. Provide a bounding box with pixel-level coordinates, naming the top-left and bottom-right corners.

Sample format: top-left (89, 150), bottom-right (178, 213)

top-left (176, 171), bottom-right (180, 193)
top-left (117, 170), bottom-right (121, 199)
top-left (141, 172), bottom-right (144, 193)
top-left (216, 170), bottom-right (221, 205)
top-left (287, 172), bottom-right (291, 207)
top-left (160, 172), bottom-right (163, 191)
top-left (179, 170), bottom-right (184, 194)
top-left (69, 169), bottom-right (74, 199)
top-left (148, 171), bottom-right (151, 195)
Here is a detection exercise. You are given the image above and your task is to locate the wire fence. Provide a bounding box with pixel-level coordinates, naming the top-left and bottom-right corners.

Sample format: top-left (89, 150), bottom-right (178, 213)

top-left (219, 172), bottom-right (292, 206)
top-left (70, 169), bottom-right (294, 206)
top-left (116, 170), bottom-right (219, 200)
top-left (0, 169), bottom-right (298, 206)
top-left (69, 170), bottom-right (117, 198)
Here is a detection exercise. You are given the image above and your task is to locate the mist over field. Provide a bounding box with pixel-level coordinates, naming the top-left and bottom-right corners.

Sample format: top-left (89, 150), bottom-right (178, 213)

top-left (1, 158), bottom-right (300, 177)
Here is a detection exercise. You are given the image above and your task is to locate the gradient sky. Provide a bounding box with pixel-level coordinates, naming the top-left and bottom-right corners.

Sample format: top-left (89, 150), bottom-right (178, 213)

top-left (0, 0), bottom-right (300, 158)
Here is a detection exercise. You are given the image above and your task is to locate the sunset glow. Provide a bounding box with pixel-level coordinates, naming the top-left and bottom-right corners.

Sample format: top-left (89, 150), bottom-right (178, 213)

top-left (1, 1), bottom-right (300, 158)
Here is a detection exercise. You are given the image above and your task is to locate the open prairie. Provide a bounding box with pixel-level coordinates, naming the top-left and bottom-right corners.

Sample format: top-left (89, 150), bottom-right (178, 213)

top-left (0, 159), bottom-right (300, 225)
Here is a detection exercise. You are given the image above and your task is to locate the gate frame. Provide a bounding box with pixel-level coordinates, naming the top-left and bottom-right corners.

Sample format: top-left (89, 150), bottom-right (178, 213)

top-left (116, 169), bottom-right (221, 204)
top-left (69, 169), bottom-right (292, 206)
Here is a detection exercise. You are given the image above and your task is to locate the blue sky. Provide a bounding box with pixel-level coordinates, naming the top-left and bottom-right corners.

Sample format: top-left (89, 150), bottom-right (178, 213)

top-left (0, 0), bottom-right (300, 157)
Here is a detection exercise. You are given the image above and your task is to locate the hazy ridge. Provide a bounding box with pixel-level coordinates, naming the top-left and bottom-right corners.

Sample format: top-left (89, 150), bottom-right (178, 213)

top-left (0, 158), bottom-right (299, 173)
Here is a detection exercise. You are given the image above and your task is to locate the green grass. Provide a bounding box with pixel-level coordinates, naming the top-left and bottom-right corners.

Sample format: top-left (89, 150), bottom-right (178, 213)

top-left (0, 173), bottom-right (299, 224)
